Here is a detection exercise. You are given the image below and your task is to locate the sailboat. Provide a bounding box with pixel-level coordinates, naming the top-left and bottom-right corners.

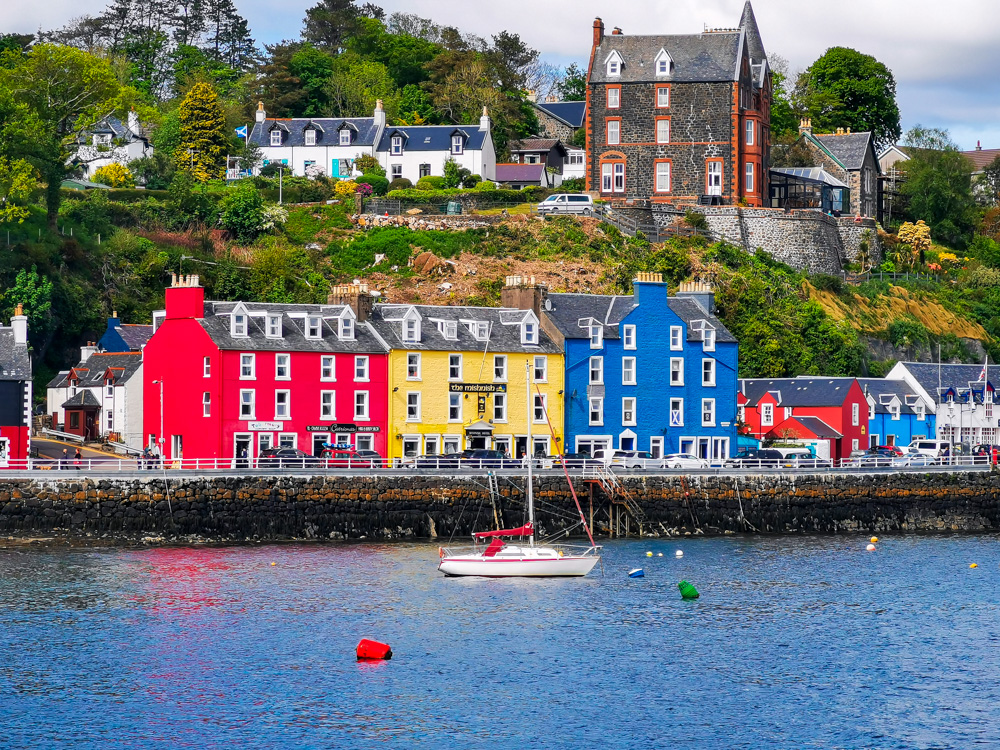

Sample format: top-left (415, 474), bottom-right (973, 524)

top-left (438, 363), bottom-right (602, 577)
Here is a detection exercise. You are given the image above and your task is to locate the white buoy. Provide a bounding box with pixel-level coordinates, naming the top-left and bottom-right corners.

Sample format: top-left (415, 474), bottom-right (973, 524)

top-left (657, 553), bottom-right (664, 557)
top-left (866, 543), bottom-right (876, 552)
top-left (675, 550), bottom-right (684, 558)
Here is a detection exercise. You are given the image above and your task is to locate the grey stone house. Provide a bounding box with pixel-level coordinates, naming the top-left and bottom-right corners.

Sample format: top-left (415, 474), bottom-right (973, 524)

top-left (793, 121), bottom-right (881, 219)
top-left (531, 100), bottom-right (586, 143)
top-left (585, 2), bottom-right (772, 207)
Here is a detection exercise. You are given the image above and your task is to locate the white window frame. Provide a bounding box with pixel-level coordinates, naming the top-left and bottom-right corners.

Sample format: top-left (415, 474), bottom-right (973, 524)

top-left (493, 392), bottom-right (507, 422)
top-left (670, 326), bottom-right (683, 350)
top-left (275, 354), bottom-right (290, 380)
top-left (589, 397), bottom-right (604, 426)
top-left (494, 354), bottom-right (507, 382)
top-left (321, 355), bottom-right (335, 381)
top-left (622, 357), bottom-right (636, 385)
top-left (657, 86), bottom-right (670, 107)
top-left (702, 358), bottom-right (716, 386)
top-left (670, 358), bottom-right (684, 386)
top-left (655, 161), bottom-right (671, 192)
top-left (239, 389), bottom-right (255, 419)
top-left (746, 120), bottom-right (754, 146)
top-left (391, 135), bottom-right (402, 155)
top-left (606, 119), bottom-right (620, 145)
top-left (403, 317), bottom-right (419, 343)
top-left (340, 129), bottom-right (351, 146)
top-left (762, 403), bottom-right (774, 427)
top-left (202, 392), bottom-right (210, 417)
top-left (275, 390), bottom-right (290, 420)
top-left (354, 391), bottom-right (370, 421)
top-left (266, 314), bottom-right (281, 338)
top-left (306, 315), bottom-right (322, 340)
top-left (320, 391), bottom-right (335, 419)
top-left (240, 353), bottom-right (255, 380)
top-left (522, 321), bottom-right (538, 345)
top-left (355, 356), bottom-right (369, 382)
top-left (406, 392), bottom-right (421, 422)
top-left (623, 325), bottom-right (636, 350)
top-left (656, 119), bottom-right (670, 144)
top-left (451, 134), bottom-right (463, 154)
top-left (852, 402), bottom-right (860, 426)
top-left (270, 130), bottom-right (281, 146)
top-left (533, 356), bottom-right (547, 383)
top-left (622, 397), bottom-right (637, 426)
top-left (607, 87), bottom-right (620, 109)
top-left (745, 162), bottom-right (755, 192)
top-left (589, 356), bottom-right (604, 384)
top-left (407, 352), bottom-right (421, 380)
top-left (704, 329), bottom-right (716, 351)
top-left (670, 398), bottom-right (684, 427)
top-left (607, 59), bottom-right (620, 76)
top-left (203, 357), bottom-right (211, 377)
top-left (305, 129), bottom-right (316, 146)
top-left (339, 317), bottom-right (354, 341)
top-left (702, 398), bottom-right (716, 427)
top-left (533, 394), bottom-right (547, 424)
top-left (448, 393), bottom-right (462, 423)
top-left (232, 313), bottom-right (248, 337)
top-left (391, 164), bottom-right (403, 180)
top-left (448, 354), bottom-right (462, 381)
top-left (590, 325), bottom-right (603, 349)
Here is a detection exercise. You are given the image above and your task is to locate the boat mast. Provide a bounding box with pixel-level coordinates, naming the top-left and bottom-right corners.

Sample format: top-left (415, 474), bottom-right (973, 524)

top-left (525, 360), bottom-right (534, 546)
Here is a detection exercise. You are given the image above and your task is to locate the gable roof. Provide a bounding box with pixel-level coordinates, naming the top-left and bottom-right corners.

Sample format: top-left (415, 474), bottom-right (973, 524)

top-left (0, 329), bottom-right (30, 382)
top-left (961, 147), bottom-right (1000, 171)
top-left (741, 377), bottom-right (859, 407)
top-left (857, 378), bottom-right (923, 415)
top-left (376, 125), bottom-right (489, 153)
top-left (61, 390), bottom-right (102, 409)
top-left (249, 117), bottom-right (381, 147)
top-left (496, 163), bottom-right (547, 183)
top-left (811, 131), bottom-right (876, 171)
top-left (48, 352), bottom-right (142, 389)
top-left (116, 325), bottom-right (154, 350)
top-left (542, 293), bottom-right (636, 340)
top-left (509, 138), bottom-right (566, 155)
top-left (591, 31), bottom-right (745, 84)
top-left (771, 167), bottom-right (848, 188)
top-left (892, 362), bottom-right (995, 403)
top-left (769, 415), bottom-right (842, 440)
top-left (532, 101), bottom-right (587, 129)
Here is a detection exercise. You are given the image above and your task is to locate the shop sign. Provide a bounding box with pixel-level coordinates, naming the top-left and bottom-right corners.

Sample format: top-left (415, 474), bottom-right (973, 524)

top-left (449, 383), bottom-right (507, 393)
top-left (306, 423), bottom-right (381, 433)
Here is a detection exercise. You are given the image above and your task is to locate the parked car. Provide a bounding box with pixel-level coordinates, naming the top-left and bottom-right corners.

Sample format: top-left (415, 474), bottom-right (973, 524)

top-left (873, 445), bottom-right (905, 457)
top-left (257, 447), bottom-right (322, 469)
top-left (536, 193), bottom-right (594, 216)
top-left (609, 450), bottom-right (657, 469)
top-left (724, 448), bottom-right (783, 468)
top-left (463, 449), bottom-right (518, 469)
top-left (414, 452), bottom-right (468, 469)
top-left (662, 453), bottom-right (709, 469)
top-left (864, 448), bottom-right (902, 467)
top-left (842, 450), bottom-right (869, 468)
top-left (324, 449), bottom-right (382, 468)
top-left (536, 453), bottom-right (602, 469)
top-left (779, 450), bottom-right (833, 469)
top-left (892, 450), bottom-right (936, 468)
top-left (906, 439), bottom-right (951, 460)
top-left (971, 444), bottom-right (1000, 465)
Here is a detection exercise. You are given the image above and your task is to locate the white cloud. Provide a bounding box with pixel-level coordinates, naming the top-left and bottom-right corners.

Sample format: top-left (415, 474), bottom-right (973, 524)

top-left (3, 0), bottom-right (996, 148)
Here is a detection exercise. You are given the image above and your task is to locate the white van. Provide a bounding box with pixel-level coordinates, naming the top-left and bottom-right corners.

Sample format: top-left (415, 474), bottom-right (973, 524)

top-left (906, 439), bottom-right (951, 459)
top-left (537, 193), bottom-right (594, 216)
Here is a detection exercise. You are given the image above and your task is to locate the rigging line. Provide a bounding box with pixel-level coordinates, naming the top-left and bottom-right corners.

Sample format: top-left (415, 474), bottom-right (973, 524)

top-left (534, 381), bottom-right (597, 548)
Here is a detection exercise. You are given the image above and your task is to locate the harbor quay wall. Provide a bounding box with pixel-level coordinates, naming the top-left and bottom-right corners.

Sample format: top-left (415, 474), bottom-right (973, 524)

top-left (0, 471), bottom-right (999, 540)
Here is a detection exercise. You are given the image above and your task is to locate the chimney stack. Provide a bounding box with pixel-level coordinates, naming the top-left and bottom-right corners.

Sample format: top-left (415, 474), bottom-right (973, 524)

top-left (127, 107), bottom-right (140, 136)
top-left (255, 101), bottom-right (267, 123)
top-left (978, 140), bottom-right (982, 151)
top-left (373, 98), bottom-right (387, 130)
top-left (479, 106), bottom-right (491, 133)
top-left (10, 303), bottom-right (27, 346)
top-left (165, 274), bottom-right (205, 320)
top-left (80, 341), bottom-right (99, 362)
top-left (328, 283), bottom-right (374, 321)
top-left (676, 279), bottom-right (717, 314)
top-left (798, 118), bottom-right (813, 136)
top-left (593, 17), bottom-right (605, 46)
top-left (500, 275), bottom-right (548, 316)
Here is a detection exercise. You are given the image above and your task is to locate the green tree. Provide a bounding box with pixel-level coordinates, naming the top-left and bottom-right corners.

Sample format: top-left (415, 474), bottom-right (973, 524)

top-left (397, 84), bottom-right (437, 124)
top-left (346, 17), bottom-right (441, 88)
top-left (794, 47), bottom-right (901, 150)
top-left (326, 55), bottom-right (399, 118)
top-left (0, 156), bottom-right (37, 224)
top-left (978, 155), bottom-right (1000, 203)
top-left (289, 43), bottom-right (337, 116)
top-left (899, 126), bottom-right (976, 248)
top-left (555, 63), bottom-right (587, 101)
top-left (220, 181), bottom-right (266, 242)
top-left (176, 81), bottom-right (228, 181)
top-left (2, 266), bottom-right (53, 337)
top-left (768, 54), bottom-right (798, 140)
top-left (301, 0), bottom-right (365, 53)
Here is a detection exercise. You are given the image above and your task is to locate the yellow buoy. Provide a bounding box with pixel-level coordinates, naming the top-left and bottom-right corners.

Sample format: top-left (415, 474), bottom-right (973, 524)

top-left (970, 563), bottom-right (978, 568)
top-left (271, 562), bottom-right (277, 566)
top-left (646, 551), bottom-right (653, 557)
top-left (870, 536), bottom-right (879, 543)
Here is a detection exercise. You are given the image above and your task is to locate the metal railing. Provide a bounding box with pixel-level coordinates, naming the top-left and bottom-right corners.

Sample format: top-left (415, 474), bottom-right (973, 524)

top-left (40, 428), bottom-right (86, 443)
top-left (842, 271), bottom-right (941, 285)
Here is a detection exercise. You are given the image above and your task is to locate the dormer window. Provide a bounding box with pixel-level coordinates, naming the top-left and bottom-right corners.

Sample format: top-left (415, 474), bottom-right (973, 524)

top-left (266, 314), bottom-right (281, 338)
top-left (522, 321), bottom-right (538, 345)
top-left (306, 315), bottom-right (322, 339)
top-left (469, 321), bottom-right (488, 340)
top-left (232, 313), bottom-right (247, 337)
top-left (305, 129), bottom-right (316, 146)
top-left (339, 317), bottom-right (354, 341)
top-left (590, 325), bottom-right (602, 349)
top-left (451, 135), bottom-right (463, 155)
top-left (340, 129), bottom-right (351, 146)
top-left (404, 316), bottom-right (420, 343)
top-left (440, 321), bottom-right (457, 341)
top-left (654, 48), bottom-right (673, 77)
top-left (270, 129), bottom-right (281, 147)
top-left (608, 60), bottom-right (620, 76)
top-left (93, 134), bottom-right (112, 147)
top-left (391, 136), bottom-right (403, 155)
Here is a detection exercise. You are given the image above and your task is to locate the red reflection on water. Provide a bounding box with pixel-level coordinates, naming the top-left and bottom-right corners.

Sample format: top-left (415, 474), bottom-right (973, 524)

top-left (124, 547), bottom-right (233, 614)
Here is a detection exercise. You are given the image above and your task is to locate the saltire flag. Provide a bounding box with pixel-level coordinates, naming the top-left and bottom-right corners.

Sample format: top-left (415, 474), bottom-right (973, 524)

top-left (235, 125), bottom-right (248, 138)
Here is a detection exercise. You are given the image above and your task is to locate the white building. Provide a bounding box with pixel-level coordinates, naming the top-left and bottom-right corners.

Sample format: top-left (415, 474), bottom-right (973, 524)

top-left (69, 111), bottom-right (151, 180)
top-left (375, 108), bottom-right (496, 184)
top-left (886, 361), bottom-right (998, 447)
top-left (47, 346), bottom-right (144, 450)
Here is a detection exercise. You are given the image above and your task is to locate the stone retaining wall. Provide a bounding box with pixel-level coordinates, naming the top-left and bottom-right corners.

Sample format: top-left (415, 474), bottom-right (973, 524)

top-left (1, 471), bottom-right (998, 540)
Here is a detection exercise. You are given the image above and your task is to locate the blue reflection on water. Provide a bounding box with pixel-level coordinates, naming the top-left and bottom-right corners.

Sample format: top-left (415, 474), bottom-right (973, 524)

top-left (1, 535), bottom-right (998, 749)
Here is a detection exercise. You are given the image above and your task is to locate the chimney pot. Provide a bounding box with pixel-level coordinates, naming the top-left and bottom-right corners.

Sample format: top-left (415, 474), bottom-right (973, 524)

top-left (612, 27), bottom-right (622, 35)
top-left (593, 17), bottom-right (605, 46)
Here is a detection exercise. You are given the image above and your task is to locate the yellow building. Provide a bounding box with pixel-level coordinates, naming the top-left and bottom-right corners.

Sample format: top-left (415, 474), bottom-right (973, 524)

top-left (368, 302), bottom-right (565, 461)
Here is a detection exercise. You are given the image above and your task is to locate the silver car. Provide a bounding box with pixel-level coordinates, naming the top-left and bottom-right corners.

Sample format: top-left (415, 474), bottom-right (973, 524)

top-left (536, 193), bottom-right (594, 216)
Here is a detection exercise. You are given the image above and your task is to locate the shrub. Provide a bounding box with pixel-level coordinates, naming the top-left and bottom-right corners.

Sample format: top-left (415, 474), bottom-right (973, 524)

top-left (354, 154), bottom-right (384, 176)
top-left (887, 319), bottom-right (930, 349)
top-left (416, 175), bottom-right (446, 190)
top-left (259, 162), bottom-right (283, 177)
top-left (476, 179), bottom-right (496, 191)
top-left (464, 173), bottom-right (481, 188)
top-left (356, 182), bottom-right (373, 198)
top-left (683, 209), bottom-right (709, 231)
top-left (93, 163), bottom-right (136, 188)
top-left (560, 177), bottom-right (585, 191)
top-left (966, 266), bottom-right (1000, 288)
top-left (220, 182), bottom-right (267, 243)
top-left (811, 273), bottom-right (844, 294)
top-left (334, 180), bottom-right (359, 199)
top-left (357, 174), bottom-right (389, 196)
top-left (388, 177), bottom-right (412, 191)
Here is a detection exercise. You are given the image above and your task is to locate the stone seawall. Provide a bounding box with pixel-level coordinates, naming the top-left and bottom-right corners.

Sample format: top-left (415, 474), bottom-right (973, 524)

top-left (1, 471), bottom-right (999, 540)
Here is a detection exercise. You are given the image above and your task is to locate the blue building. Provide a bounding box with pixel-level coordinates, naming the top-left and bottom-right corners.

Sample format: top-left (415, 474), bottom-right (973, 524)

top-left (97, 313), bottom-right (153, 354)
top-left (501, 275), bottom-right (739, 461)
top-left (858, 377), bottom-right (936, 449)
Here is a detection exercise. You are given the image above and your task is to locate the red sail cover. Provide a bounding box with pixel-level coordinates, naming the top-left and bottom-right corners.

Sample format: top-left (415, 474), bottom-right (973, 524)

top-left (473, 522), bottom-right (533, 538)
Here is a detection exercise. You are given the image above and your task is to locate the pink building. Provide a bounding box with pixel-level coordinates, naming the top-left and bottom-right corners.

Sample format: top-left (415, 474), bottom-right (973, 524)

top-left (143, 276), bottom-right (389, 464)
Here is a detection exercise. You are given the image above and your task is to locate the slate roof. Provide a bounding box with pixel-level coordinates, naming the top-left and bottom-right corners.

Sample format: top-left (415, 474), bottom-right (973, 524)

top-left (668, 297), bottom-right (737, 343)
top-left (367, 304), bottom-right (561, 354)
top-left (249, 117), bottom-right (381, 148)
top-left (533, 101), bottom-right (587, 129)
top-left (857, 378), bottom-right (921, 415)
top-left (740, 2), bottom-right (766, 63)
top-left (811, 132), bottom-right (875, 171)
top-left (62, 390), bottom-right (101, 409)
top-left (202, 301), bottom-right (388, 355)
top-left (509, 138), bottom-right (566, 155)
top-left (543, 293), bottom-right (636, 340)
top-left (776, 415), bottom-right (842, 439)
top-left (591, 31), bottom-right (744, 84)
top-left (74, 116), bottom-right (143, 143)
top-left (116, 325), bottom-right (154, 350)
top-left (47, 352), bottom-right (143, 388)
top-left (376, 126), bottom-right (489, 153)
top-left (741, 377), bottom-right (858, 407)
top-left (0, 329), bottom-right (30, 381)
top-left (962, 148), bottom-right (1000, 171)
top-left (496, 163), bottom-right (547, 183)
top-left (894, 362), bottom-right (995, 403)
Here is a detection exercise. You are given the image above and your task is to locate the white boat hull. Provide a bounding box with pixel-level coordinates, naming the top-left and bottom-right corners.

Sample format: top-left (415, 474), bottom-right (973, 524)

top-left (439, 546), bottom-right (600, 577)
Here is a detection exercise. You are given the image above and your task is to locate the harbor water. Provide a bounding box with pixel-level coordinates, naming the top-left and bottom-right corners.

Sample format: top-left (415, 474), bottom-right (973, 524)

top-left (1, 535), bottom-right (999, 749)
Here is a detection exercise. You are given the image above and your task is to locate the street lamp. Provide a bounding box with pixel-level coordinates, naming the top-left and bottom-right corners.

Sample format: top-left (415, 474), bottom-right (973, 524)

top-left (152, 379), bottom-right (164, 462)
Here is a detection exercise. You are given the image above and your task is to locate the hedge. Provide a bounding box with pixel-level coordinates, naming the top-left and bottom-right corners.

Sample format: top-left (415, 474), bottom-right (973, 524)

top-left (357, 174), bottom-right (390, 196)
top-left (387, 188), bottom-right (536, 204)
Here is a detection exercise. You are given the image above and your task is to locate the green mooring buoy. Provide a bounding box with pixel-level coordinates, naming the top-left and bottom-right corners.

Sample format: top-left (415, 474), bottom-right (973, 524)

top-left (679, 580), bottom-right (700, 600)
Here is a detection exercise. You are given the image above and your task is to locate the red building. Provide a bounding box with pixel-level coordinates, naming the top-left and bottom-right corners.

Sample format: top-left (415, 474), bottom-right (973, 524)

top-left (0, 305), bottom-right (31, 467)
top-left (143, 276), bottom-right (390, 464)
top-left (739, 377), bottom-right (867, 461)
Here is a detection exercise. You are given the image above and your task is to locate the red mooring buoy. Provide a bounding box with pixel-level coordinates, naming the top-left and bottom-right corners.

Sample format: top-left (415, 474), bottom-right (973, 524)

top-left (356, 639), bottom-right (393, 661)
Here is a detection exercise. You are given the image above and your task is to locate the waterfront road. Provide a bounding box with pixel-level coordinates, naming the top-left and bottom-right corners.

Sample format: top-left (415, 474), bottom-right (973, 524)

top-left (32, 439), bottom-right (139, 469)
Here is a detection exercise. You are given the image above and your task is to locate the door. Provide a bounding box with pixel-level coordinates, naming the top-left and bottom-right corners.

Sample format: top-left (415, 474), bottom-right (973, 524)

top-left (312, 433), bottom-right (330, 457)
top-left (331, 159), bottom-right (341, 178)
top-left (470, 436), bottom-right (487, 450)
top-left (707, 161), bottom-right (722, 196)
top-left (515, 436), bottom-right (528, 459)
top-left (171, 435), bottom-right (183, 462)
top-left (698, 438), bottom-right (710, 460)
top-left (649, 437), bottom-right (664, 459)
top-left (234, 434), bottom-right (251, 469)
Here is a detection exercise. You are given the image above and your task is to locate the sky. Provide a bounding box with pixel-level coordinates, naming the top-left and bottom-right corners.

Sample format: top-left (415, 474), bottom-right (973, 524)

top-left (4, 0), bottom-right (1000, 150)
